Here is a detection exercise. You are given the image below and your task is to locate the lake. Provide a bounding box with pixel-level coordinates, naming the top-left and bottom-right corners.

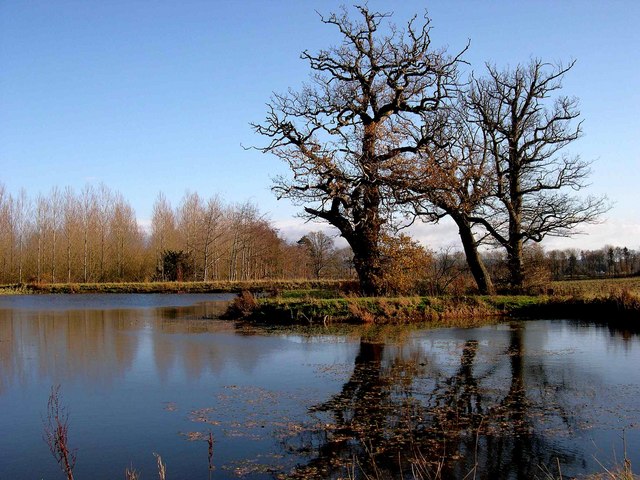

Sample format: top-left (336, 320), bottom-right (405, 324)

top-left (0, 294), bottom-right (638, 479)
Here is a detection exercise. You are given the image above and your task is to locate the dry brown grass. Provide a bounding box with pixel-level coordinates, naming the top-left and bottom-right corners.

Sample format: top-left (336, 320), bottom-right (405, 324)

top-left (551, 277), bottom-right (640, 298)
top-left (1, 279), bottom-right (358, 295)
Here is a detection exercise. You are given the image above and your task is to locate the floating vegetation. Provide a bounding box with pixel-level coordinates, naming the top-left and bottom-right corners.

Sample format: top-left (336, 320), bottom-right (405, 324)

top-left (154, 326), bottom-right (640, 479)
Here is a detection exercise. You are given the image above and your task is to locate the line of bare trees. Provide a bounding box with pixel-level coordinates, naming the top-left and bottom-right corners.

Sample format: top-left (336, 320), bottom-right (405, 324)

top-left (0, 181), bottom-right (634, 290)
top-left (148, 191), bottom-right (355, 282)
top-left (0, 183), bottom-right (144, 284)
top-left (0, 184), bottom-right (355, 284)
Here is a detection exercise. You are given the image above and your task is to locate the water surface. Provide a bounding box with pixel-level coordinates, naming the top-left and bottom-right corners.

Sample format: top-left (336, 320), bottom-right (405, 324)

top-left (0, 294), bottom-right (638, 479)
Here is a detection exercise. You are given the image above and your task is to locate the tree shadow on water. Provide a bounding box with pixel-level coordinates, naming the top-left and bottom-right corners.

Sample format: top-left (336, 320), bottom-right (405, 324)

top-left (282, 325), bottom-right (587, 479)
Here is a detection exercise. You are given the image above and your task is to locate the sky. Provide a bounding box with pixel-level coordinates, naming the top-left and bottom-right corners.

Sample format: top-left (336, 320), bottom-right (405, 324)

top-left (1, 1), bottom-right (638, 251)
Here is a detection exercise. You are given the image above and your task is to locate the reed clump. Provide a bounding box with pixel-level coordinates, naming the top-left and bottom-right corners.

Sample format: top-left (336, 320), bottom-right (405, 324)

top-left (0, 283), bottom-right (31, 295)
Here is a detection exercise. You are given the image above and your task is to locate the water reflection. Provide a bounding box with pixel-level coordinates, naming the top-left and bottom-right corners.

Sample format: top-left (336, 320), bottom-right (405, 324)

top-left (0, 296), bottom-right (638, 479)
top-left (0, 295), bottom-right (234, 393)
top-left (282, 323), bottom-right (631, 479)
top-left (0, 309), bottom-right (137, 393)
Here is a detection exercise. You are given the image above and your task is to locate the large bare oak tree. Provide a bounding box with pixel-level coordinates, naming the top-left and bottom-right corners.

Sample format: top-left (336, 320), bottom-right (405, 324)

top-left (253, 6), bottom-right (466, 295)
top-left (467, 60), bottom-right (608, 290)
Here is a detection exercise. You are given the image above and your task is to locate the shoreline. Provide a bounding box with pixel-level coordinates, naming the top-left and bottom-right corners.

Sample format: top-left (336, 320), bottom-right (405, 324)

top-left (0, 279), bottom-right (355, 295)
top-left (231, 290), bottom-right (640, 326)
top-left (2, 280), bottom-right (638, 327)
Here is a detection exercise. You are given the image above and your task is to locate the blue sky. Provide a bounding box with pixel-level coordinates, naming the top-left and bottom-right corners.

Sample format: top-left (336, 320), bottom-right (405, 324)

top-left (1, 1), bottom-right (638, 250)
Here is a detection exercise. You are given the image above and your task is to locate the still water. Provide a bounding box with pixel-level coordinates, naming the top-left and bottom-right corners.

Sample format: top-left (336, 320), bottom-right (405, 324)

top-left (0, 294), bottom-right (638, 479)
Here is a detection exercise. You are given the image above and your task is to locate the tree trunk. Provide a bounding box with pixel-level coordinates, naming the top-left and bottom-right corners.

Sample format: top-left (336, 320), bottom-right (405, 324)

top-left (453, 213), bottom-right (495, 295)
top-left (18, 239), bottom-right (23, 283)
top-left (51, 228), bottom-right (56, 283)
top-left (67, 239), bottom-right (71, 283)
top-left (37, 230), bottom-right (42, 283)
top-left (507, 238), bottom-right (525, 292)
top-left (508, 163), bottom-right (525, 292)
top-left (350, 231), bottom-right (384, 296)
top-left (83, 229), bottom-right (88, 283)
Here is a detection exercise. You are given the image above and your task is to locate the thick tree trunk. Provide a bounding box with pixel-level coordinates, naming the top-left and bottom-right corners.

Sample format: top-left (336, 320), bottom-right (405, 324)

top-left (352, 251), bottom-right (383, 296)
top-left (350, 232), bottom-right (384, 296)
top-left (452, 213), bottom-right (495, 295)
top-left (507, 239), bottom-right (525, 292)
top-left (349, 124), bottom-right (386, 296)
top-left (508, 165), bottom-right (525, 292)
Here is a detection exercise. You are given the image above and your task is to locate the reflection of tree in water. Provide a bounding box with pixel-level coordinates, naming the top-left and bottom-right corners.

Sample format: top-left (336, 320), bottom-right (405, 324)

top-left (462, 326), bottom-right (576, 480)
top-left (0, 309), bottom-right (140, 392)
top-left (283, 324), bottom-right (585, 479)
top-left (598, 321), bottom-right (639, 347)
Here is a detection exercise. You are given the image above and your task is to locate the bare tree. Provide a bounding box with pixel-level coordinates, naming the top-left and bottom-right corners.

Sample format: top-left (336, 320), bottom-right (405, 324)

top-left (48, 187), bottom-right (63, 283)
top-left (298, 231), bottom-right (335, 279)
top-left (109, 194), bottom-right (140, 281)
top-left (151, 192), bottom-right (178, 281)
top-left (10, 190), bottom-right (29, 283)
top-left (95, 184), bottom-right (114, 281)
top-left (177, 192), bottom-right (203, 281)
top-left (200, 196), bottom-right (226, 282)
top-left (0, 186), bottom-right (29, 283)
top-left (394, 106), bottom-right (496, 294)
top-left (0, 185), bottom-right (10, 281)
top-left (227, 202), bottom-right (273, 281)
top-left (467, 60), bottom-right (608, 290)
top-left (253, 5), bottom-right (466, 295)
top-left (62, 187), bottom-right (79, 283)
top-left (79, 184), bottom-right (97, 282)
top-left (34, 194), bottom-right (49, 283)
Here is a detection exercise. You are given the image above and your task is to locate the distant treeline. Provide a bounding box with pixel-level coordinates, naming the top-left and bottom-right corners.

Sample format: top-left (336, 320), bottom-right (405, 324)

top-left (0, 184), bottom-right (637, 291)
top-left (546, 246), bottom-right (639, 280)
top-left (0, 184), bottom-right (354, 284)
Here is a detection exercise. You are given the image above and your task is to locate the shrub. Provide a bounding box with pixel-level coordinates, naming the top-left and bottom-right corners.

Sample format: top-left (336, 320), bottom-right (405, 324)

top-left (224, 290), bottom-right (258, 318)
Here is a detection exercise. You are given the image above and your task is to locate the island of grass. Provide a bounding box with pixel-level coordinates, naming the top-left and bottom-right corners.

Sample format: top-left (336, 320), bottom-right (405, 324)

top-left (226, 276), bottom-right (640, 326)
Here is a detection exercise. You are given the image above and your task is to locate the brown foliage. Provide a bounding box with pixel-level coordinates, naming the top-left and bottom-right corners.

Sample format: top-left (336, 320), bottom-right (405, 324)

top-left (225, 290), bottom-right (258, 318)
top-left (379, 234), bottom-right (433, 295)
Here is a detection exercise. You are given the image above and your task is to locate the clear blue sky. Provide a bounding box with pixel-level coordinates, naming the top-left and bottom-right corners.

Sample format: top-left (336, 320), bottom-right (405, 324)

top-left (1, 1), bottom-right (638, 250)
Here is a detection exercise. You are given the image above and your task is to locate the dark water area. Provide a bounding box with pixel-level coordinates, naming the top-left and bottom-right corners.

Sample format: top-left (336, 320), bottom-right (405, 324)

top-left (0, 294), bottom-right (638, 479)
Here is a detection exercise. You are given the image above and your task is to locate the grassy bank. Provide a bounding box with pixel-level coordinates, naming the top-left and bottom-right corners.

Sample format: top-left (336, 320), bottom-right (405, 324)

top-left (0, 279), bottom-right (356, 295)
top-left (239, 294), bottom-right (498, 326)
top-left (230, 288), bottom-right (640, 326)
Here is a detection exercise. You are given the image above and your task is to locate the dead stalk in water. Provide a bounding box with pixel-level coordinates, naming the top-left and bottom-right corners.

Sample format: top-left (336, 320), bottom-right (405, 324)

top-left (154, 453), bottom-right (166, 480)
top-left (43, 385), bottom-right (76, 480)
top-left (208, 431), bottom-right (214, 479)
top-left (125, 465), bottom-right (140, 480)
